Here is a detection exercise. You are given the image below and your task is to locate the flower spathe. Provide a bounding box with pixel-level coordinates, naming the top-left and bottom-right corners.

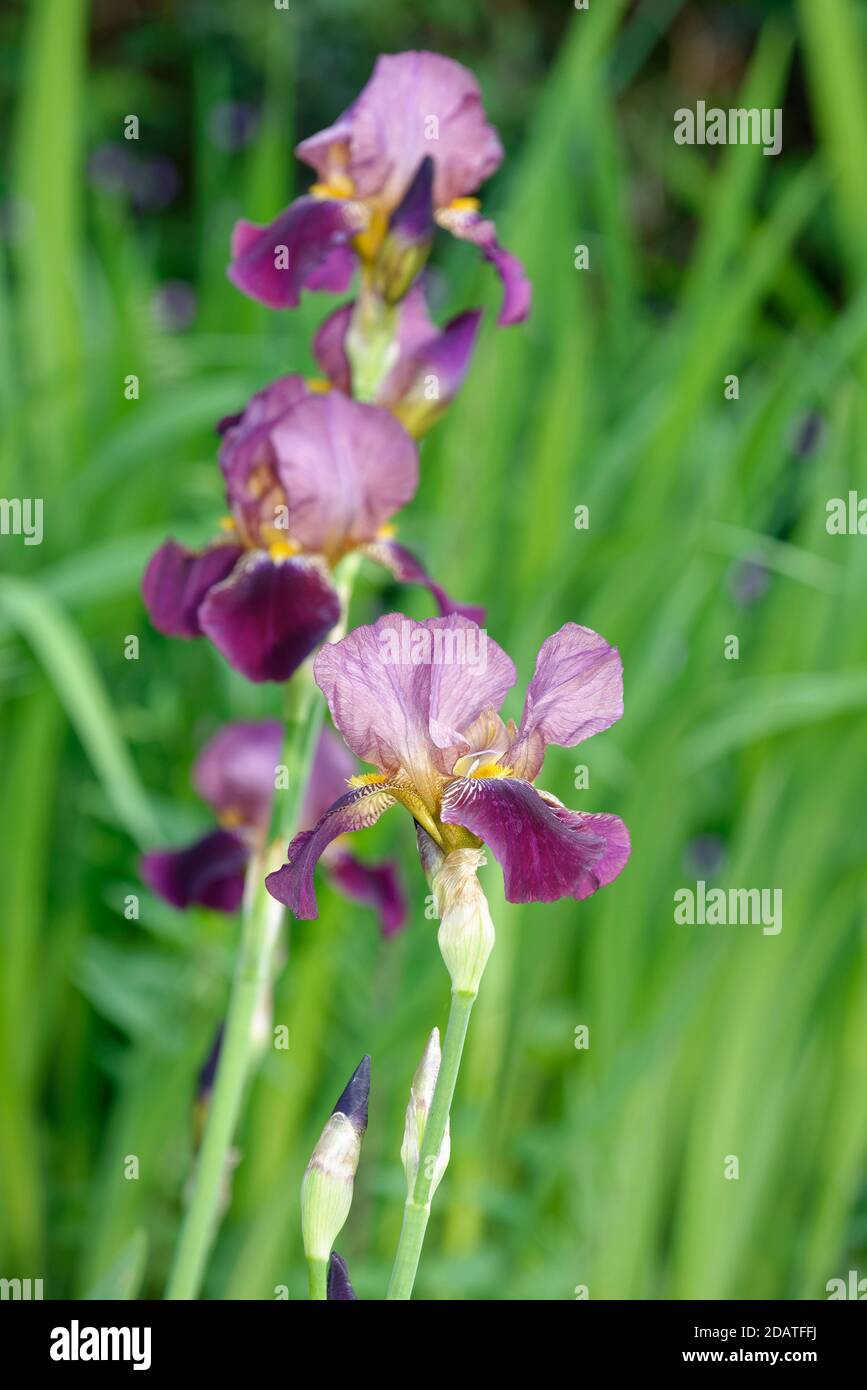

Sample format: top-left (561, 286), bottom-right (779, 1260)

top-left (140, 719), bottom-right (407, 937)
top-left (265, 614), bottom-right (631, 916)
top-left (142, 380), bottom-right (478, 682)
top-left (228, 51), bottom-right (531, 327)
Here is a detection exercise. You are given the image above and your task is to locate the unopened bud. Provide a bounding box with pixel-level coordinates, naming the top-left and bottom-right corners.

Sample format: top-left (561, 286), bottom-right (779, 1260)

top-left (375, 156), bottom-right (434, 303)
top-left (401, 1028), bottom-right (450, 1197)
top-left (327, 1250), bottom-right (359, 1301)
top-left (301, 1056), bottom-right (370, 1263)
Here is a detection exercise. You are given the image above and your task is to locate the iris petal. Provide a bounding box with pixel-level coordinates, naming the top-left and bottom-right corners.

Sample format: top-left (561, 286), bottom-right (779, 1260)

top-left (142, 540), bottom-right (243, 638)
top-left (441, 776), bottom-right (630, 903)
top-left (328, 849), bottom-right (407, 937)
top-left (227, 197), bottom-right (357, 309)
top-left (199, 551), bottom-right (341, 683)
top-left (265, 782), bottom-right (397, 919)
top-left (364, 538), bottom-right (484, 622)
top-left (140, 828), bottom-right (249, 912)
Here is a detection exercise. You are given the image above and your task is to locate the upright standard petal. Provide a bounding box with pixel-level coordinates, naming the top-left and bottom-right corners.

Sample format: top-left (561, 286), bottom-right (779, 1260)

top-left (270, 392), bottom-right (419, 557)
top-left (199, 551), bottom-right (341, 683)
top-left (227, 197), bottom-right (358, 309)
top-left (439, 205), bottom-right (531, 326)
top-left (334, 52), bottom-right (503, 211)
top-left (142, 540), bottom-right (243, 638)
top-left (313, 614), bottom-right (514, 779)
top-left (328, 849), bottom-right (407, 938)
top-left (218, 375), bottom-right (310, 542)
top-left (193, 720), bottom-right (283, 831)
top-left (364, 537), bottom-right (484, 622)
top-left (441, 776), bottom-right (630, 904)
top-left (509, 623), bottom-right (624, 780)
top-left (265, 782), bottom-right (397, 919)
top-left (140, 828), bottom-right (249, 912)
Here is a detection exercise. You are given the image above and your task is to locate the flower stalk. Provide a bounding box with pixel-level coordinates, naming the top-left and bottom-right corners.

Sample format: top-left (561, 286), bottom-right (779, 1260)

top-left (165, 670), bottom-right (321, 1300)
top-left (386, 851), bottom-right (493, 1300)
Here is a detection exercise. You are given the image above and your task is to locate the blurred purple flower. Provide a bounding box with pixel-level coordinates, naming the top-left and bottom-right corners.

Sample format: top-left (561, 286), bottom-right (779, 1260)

top-left (140, 720), bottom-right (407, 937)
top-left (142, 380), bottom-right (479, 682)
top-left (88, 142), bottom-right (135, 196)
top-left (152, 281), bottom-right (198, 332)
top-left (266, 614), bottom-right (630, 915)
top-left (228, 51), bottom-right (530, 326)
top-left (728, 555), bottom-right (770, 607)
top-left (131, 155), bottom-right (181, 211)
top-left (683, 833), bottom-right (726, 879)
top-left (208, 100), bottom-right (260, 153)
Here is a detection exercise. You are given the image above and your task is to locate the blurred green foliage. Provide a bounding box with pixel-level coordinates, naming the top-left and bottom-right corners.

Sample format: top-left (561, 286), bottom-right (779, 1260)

top-left (1, 0), bottom-right (866, 1300)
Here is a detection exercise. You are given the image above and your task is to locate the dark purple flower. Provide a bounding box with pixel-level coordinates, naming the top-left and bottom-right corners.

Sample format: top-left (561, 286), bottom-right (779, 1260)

top-left (143, 379), bottom-right (477, 678)
top-left (313, 285), bottom-right (482, 438)
top-left (140, 720), bottom-right (407, 935)
top-left (229, 51), bottom-right (530, 326)
top-left (266, 614), bottom-right (630, 915)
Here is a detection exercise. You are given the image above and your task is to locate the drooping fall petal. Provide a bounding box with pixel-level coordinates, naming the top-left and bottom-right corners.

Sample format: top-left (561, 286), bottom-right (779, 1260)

top-left (142, 540), bottom-right (243, 638)
top-left (227, 197), bottom-right (359, 309)
top-left (441, 776), bottom-right (630, 904)
top-left (266, 782), bottom-right (398, 919)
top-left (198, 551), bottom-right (341, 683)
top-left (140, 829), bottom-right (249, 912)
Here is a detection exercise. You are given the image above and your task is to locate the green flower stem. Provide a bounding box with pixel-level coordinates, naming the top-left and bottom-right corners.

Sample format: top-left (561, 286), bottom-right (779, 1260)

top-left (165, 673), bottom-right (322, 1301)
top-left (166, 557), bottom-right (360, 1302)
top-left (307, 1256), bottom-right (328, 1301)
top-left (386, 988), bottom-right (476, 1300)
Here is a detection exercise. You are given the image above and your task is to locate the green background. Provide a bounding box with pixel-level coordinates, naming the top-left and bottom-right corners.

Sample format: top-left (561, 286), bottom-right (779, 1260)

top-left (1, 0), bottom-right (866, 1300)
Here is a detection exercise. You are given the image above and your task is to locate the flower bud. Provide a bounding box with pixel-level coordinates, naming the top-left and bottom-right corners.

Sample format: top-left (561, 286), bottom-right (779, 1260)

top-left (375, 156), bottom-right (435, 303)
top-left (401, 1028), bottom-right (450, 1198)
top-left (432, 848), bottom-right (495, 996)
top-left (301, 1056), bottom-right (369, 1263)
top-left (327, 1250), bottom-right (359, 1301)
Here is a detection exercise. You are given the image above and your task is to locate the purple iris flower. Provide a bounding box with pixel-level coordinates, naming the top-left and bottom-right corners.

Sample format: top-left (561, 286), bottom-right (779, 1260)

top-left (266, 614), bottom-right (631, 916)
top-left (228, 51), bottom-right (531, 327)
top-left (142, 379), bottom-right (479, 683)
top-left (140, 719), bottom-right (407, 937)
top-left (313, 284), bottom-right (482, 438)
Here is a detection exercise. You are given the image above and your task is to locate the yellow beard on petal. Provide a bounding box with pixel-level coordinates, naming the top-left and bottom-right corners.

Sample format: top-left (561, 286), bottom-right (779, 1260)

top-left (469, 762), bottom-right (513, 780)
top-left (347, 772), bottom-right (391, 788)
top-left (267, 539), bottom-right (301, 560)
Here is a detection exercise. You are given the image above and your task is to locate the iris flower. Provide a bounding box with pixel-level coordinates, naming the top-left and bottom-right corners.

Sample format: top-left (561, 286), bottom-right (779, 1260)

top-left (228, 51), bottom-right (531, 327)
top-left (142, 379), bottom-right (479, 682)
top-left (140, 719), bottom-right (407, 937)
top-left (266, 614), bottom-right (630, 916)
